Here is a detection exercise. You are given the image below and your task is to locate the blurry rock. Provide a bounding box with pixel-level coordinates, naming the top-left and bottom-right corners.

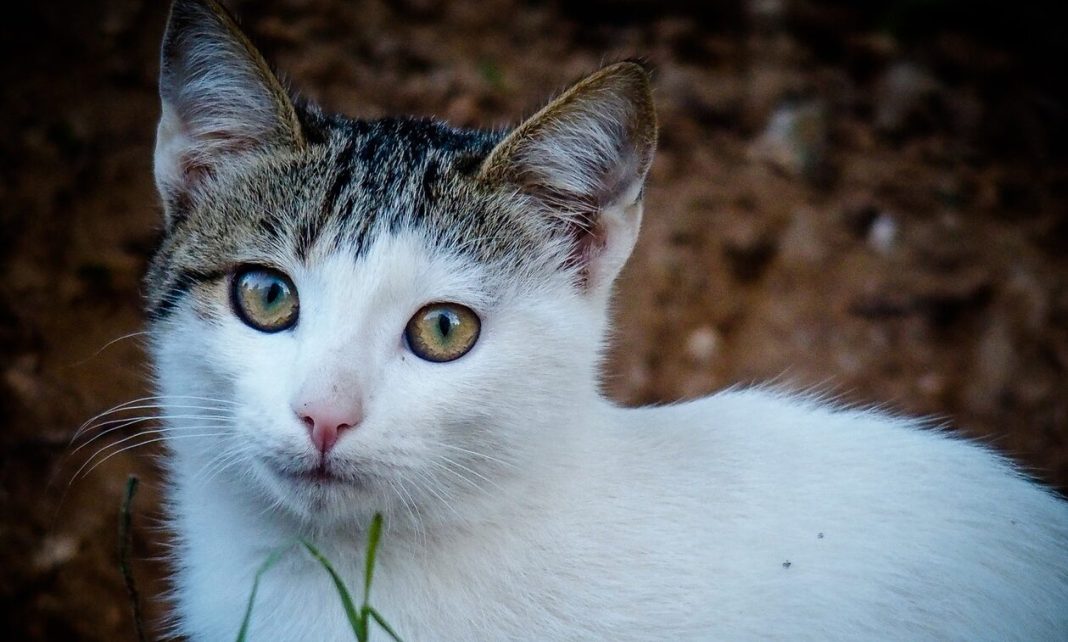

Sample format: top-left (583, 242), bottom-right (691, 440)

top-left (686, 326), bottom-right (722, 364)
top-left (4, 354), bottom-right (44, 408)
top-left (917, 372), bottom-right (946, 398)
top-left (33, 534), bottom-right (79, 571)
top-left (867, 213), bottom-right (898, 254)
top-left (874, 62), bottom-right (939, 134)
top-left (750, 100), bottom-right (828, 180)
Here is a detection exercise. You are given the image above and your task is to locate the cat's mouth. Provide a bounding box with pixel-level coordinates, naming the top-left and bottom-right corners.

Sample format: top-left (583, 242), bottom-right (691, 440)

top-left (290, 466), bottom-right (343, 484)
top-left (272, 460), bottom-right (352, 486)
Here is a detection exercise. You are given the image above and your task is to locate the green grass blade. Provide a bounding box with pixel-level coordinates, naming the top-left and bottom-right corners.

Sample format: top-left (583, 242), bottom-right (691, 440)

top-left (300, 539), bottom-right (365, 640)
top-left (364, 513), bottom-right (383, 601)
top-left (117, 475), bottom-right (147, 642)
top-left (235, 544), bottom-right (293, 642)
top-left (367, 606), bottom-right (406, 642)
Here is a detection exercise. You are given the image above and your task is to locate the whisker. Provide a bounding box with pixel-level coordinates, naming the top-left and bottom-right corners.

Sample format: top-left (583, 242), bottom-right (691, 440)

top-left (75, 408), bottom-right (234, 441)
top-left (428, 442), bottom-right (519, 470)
top-left (72, 414), bottom-right (234, 455)
top-left (71, 423), bottom-right (227, 478)
top-left (199, 444), bottom-right (254, 485)
top-left (409, 468), bottom-right (463, 522)
top-left (75, 395), bottom-right (239, 440)
top-left (80, 404), bottom-right (236, 430)
top-left (62, 330), bottom-right (150, 370)
top-left (73, 432), bottom-right (229, 483)
top-left (385, 478), bottom-right (418, 525)
top-left (386, 476), bottom-right (429, 555)
top-left (432, 454), bottom-right (501, 492)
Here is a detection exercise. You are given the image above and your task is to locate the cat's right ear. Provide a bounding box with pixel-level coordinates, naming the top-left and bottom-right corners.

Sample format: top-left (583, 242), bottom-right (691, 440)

top-left (478, 62), bottom-right (656, 298)
top-left (154, 0), bottom-right (304, 223)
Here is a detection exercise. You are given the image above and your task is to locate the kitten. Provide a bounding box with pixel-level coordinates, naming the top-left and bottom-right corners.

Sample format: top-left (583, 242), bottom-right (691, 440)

top-left (147, 0), bottom-right (1068, 639)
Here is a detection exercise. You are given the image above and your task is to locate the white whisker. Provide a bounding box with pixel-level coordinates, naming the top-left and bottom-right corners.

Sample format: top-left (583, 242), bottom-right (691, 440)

top-left (71, 428), bottom-right (228, 482)
top-left (431, 454), bottom-right (501, 492)
top-left (428, 441), bottom-right (519, 470)
top-left (409, 468), bottom-right (463, 522)
top-left (74, 395), bottom-right (239, 440)
top-left (72, 414), bottom-right (234, 453)
top-left (62, 330), bottom-right (150, 369)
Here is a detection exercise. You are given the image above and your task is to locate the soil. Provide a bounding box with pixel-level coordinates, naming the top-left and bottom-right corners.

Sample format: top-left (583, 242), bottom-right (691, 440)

top-left (1, 1), bottom-right (1066, 639)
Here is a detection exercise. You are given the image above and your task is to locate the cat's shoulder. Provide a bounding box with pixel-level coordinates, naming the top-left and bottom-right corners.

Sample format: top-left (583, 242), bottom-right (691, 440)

top-left (621, 384), bottom-right (1059, 502)
top-left (625, 384), bottom-right (932, 442)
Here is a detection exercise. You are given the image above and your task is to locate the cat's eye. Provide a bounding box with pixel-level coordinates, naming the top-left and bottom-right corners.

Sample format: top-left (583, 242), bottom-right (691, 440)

top-left (231, 267), bottom-right (299, 333)
top-left (405, 303), bottom-right (481, 362)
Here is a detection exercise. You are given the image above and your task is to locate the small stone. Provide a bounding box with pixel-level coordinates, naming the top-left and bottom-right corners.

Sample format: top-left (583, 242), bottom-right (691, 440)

top-left (918, 373), bottom-right (945, 397)
top-left (867, 213), bottom-right (898, 254)
top-left (33, 535), bottom-right (79, 571)
top-left (686, 326), bottom-right (721, 364)
top-left (750, 100), bottom-right (828, 180)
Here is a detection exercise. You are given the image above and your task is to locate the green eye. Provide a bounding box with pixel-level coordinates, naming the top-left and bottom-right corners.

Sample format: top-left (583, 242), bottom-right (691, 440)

top-left (231, 267), bottom-right (299, 333)
top-left (405, 303), bottom-right (481, 362)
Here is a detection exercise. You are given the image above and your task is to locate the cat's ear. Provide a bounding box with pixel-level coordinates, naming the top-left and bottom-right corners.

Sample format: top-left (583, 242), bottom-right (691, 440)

top-left (154, 0), bottom-right (304, 221)
top-left (479, 62), bottom-right (657, 295)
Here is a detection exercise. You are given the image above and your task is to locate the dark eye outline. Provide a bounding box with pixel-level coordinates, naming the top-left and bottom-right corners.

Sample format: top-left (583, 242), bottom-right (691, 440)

top-left (404, 302), bottom-right (481, 363)
top-left (230, 265), bottom-right (300, 333)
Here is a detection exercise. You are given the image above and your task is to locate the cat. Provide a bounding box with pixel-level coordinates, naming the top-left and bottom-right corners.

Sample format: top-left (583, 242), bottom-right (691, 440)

top-left (145, 0), bottom-right (1068, 639)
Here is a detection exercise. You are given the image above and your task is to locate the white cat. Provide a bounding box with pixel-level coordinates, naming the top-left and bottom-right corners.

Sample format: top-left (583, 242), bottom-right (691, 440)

top-left (145, 1), bottom-right (1068, 640)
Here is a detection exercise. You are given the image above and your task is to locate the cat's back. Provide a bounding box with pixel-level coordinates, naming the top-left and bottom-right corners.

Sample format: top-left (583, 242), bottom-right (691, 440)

top-left (607, 388), bottom-right (1068, 639)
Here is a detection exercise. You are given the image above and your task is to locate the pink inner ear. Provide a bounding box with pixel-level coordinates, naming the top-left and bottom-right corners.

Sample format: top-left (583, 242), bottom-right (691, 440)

top-left (179, 154), bottom-right (212, 187)
top-left (562, 213), bottom-right (607, 288)
top-left (174, 128), bottom-right (262, 195)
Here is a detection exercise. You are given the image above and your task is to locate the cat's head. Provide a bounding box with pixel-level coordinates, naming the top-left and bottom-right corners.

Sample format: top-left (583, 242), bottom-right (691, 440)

top-left (147, 0), bottom-right (656, 528)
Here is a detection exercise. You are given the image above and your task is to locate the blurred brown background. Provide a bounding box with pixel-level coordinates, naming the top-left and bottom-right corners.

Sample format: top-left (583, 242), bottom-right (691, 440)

top-left (1, 0), bottom-right (1066, 639)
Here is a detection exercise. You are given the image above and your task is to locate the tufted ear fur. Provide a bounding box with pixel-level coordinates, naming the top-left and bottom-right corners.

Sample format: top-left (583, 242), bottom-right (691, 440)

top-left (154, 0), bottom-right (305, 223)
top-left (479, 62), bottom-right (657, 296)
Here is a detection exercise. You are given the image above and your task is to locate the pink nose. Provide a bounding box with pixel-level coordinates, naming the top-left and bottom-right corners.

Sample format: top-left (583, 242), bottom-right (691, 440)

top-left (296, 402), bottom-right (361, 454)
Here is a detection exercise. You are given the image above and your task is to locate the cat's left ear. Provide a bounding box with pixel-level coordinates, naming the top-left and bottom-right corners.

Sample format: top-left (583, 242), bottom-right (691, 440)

top-left (479, 62), bottom-right (657, 296)
top-left (154, 0), bottom-right (305, 223)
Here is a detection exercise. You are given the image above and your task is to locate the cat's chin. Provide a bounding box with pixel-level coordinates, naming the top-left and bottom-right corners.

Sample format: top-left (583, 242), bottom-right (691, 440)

top-left (261, 457), bottom-right (367, 491)
top-left (251, 456), bottom-right (375, 519)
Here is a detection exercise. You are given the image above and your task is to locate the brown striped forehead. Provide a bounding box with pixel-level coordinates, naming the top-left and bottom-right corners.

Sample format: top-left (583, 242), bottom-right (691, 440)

top-left (144, 114), bottom-right (557, 320)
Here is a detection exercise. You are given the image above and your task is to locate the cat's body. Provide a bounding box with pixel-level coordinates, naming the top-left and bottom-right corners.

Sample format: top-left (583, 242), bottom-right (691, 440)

top-left (170, 388), bottom-right (1068, 640)
top-left (148, 1), bottom-right (1068, 640)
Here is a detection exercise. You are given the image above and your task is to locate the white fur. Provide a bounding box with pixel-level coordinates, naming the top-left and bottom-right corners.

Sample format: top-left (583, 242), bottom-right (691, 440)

top-left (153, 226), bottom-right (1068, 641)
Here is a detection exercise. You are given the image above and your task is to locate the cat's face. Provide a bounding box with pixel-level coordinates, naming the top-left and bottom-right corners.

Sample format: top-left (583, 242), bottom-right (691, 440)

top-left (149, 0), bottom-right (655, 528)
top-left (150, 128), bottom-right (603, 526)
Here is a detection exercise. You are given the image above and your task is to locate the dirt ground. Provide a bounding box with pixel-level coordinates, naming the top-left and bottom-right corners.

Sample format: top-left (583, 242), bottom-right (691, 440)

top-left (1, 0), bottom-right (1066, 639)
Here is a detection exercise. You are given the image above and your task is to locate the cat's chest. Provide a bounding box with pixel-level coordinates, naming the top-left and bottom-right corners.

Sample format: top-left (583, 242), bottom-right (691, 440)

top-left (224, 534), bottom-right (593, 640)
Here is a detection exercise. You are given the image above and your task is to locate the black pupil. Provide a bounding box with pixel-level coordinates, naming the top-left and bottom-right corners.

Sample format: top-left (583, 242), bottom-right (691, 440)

top-left (265, 281), bottom-right (282, 305)
top-left (438, 312), bottom-right (453, 337)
